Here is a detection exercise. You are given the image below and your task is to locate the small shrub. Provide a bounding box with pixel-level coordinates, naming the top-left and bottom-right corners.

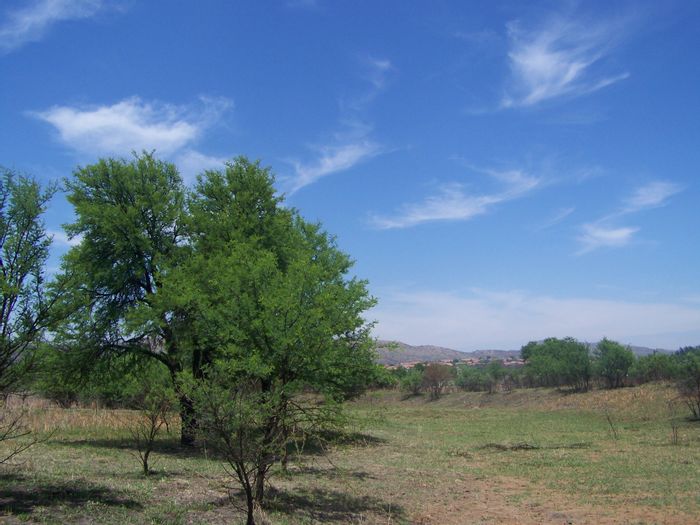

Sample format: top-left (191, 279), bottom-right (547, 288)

top-left (190, 369), bottom-right (346, 525)
top-left (0, 402), bottom-right (36, 464)
top-left (421, 364), bottom-right (453, 400)
top-left (399, 369), bottom-right (423, 396)
top-left (128, 384), bottom-right (176, 475)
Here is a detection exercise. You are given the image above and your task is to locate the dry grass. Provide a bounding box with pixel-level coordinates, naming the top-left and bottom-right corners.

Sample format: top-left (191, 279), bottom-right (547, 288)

top-left (1, 383), bottom-right (699, 524)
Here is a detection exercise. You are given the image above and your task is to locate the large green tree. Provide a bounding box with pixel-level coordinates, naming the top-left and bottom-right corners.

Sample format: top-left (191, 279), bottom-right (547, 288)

top-left (55, 154), bottom-right (377, 453)
top-left (0, 169), bottom-right (56, 463)
top-left (164, 160), bottom-right (376, 523)
top-left (0, 169), bottom-right (55, 392)
top-left (53, 154), bottom-right (194, 440)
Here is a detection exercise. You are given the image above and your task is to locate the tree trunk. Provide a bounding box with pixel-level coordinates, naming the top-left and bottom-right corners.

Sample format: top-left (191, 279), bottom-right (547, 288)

top-left (245, 491), bottom-right (255, 525)
top-left (179, 394), bottom-right (197, 447)
top-left (254, 466), bottom-right (266, 507)
top-left (237, 464), bottom-right (256, 525)
top-left (181, 343), bottom-right (211, 446)
top-left (142, 450), bottom-right (150, 475)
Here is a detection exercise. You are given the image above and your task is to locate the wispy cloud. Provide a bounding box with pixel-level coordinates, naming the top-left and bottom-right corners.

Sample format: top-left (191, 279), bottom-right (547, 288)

top-left (0, 0), bottom-right (108, 54)
top-left (48, 228), bottom-right (82, 247)
top-left (288, 141), bottom-right (381, 194)
top-left (371, 168), bottom-right (540, 229)
top-left (285, 57), bottom-right (392, 194)
top-left (536, 206), bottom-right (575, 230)
top-left (576, 180), bottom-right (681, 254)
top-left (576, 223), bottom-right (638, 254)
top-left (502, 15), bottom-right (629, 108)
top-left (365, 57), bottom-right (393, 90)
top-left (31, 96), bottom-right (231, 157)
top-left (372, 288), bottom-right (700, 351)
top-left (622, 181), bottom-right (682, 213)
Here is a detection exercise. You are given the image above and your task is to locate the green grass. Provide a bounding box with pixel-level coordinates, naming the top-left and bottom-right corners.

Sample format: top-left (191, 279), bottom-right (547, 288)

top-left (2, 383), bottom-right (699, 524)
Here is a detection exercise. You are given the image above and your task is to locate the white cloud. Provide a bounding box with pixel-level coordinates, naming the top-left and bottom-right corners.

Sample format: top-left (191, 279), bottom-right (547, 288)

top-left (623, 181), bottom-right (682, 212)
top-left (577, 223), bottom-right (638, 254)
top-left (175, 149), bottom-right (229, 184)
top-left (371, 184), bottom-right (494, 229)
top-left (0, 0), bottom-right (106, 53)
top-left (371, 169), bottom-right (540, 229)
top-left (48, 229), bottom-right (82, 247)
top-left (32, 96), bottom-right (231, 157)
top-left (502, 16), bottom-right (629, 107)
top-left (372, 288), bottom-right (700, 351)
top-left (576, 180), bottom-right (682, 254)
top-left (287, 141), bottom-right (381, 194)
top-left (285, 57), bottom-right (391, 194)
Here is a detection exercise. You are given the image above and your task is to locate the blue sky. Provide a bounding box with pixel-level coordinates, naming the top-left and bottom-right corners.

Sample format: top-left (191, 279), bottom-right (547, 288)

top-left (2, 0), bottom-right (700, 350)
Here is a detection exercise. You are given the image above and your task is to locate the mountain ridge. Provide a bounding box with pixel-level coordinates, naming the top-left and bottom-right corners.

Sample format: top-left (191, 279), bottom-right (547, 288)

top-left (375, 339), bottom-right (674, 366)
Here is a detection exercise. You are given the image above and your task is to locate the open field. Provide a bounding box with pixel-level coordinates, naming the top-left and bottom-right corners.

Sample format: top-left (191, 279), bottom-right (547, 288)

top-left (1, 383), bottom-right (699, 524)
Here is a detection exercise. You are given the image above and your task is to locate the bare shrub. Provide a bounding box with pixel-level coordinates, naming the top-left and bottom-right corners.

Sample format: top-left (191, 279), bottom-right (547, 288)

top-left (604, 408), bottom-right (619, 440)
top-left (191, 374), bottom-right (345, 525)
top-left (668, 400), bottom-right (681, 445)
top-left (127, 385), bottom-right (175, 475)
top-left (0, 397), bottom-right (45, 464)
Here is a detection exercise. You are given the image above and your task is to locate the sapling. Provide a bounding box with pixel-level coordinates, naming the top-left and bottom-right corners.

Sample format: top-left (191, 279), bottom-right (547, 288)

top-left (128, 384), bottom-right (175, 475)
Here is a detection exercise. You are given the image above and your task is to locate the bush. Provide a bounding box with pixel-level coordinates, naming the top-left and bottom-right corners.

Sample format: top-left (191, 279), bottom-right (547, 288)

top-left (189, 368), bottom-right (346, 525)
top-left (676, 347), bottom-right (700, 419)
top-left (484, 361), bottom-right (508, 393)
top-left (128, 382), bottom-right (176, 475)
top-left (630, 352), bottom-right (678, 383)
top-left (369, 365), bottom-right (398, 389)
top-left (421, 364), bottom-right (453, 400)
top-left (455, 366), bottom-right (489, 392)
top-left (521, 337), bottom-right (591, 391)
top-left (594, 338), bottom-right (636, 389)
top-left (399, 369), bottom-right (423, 396)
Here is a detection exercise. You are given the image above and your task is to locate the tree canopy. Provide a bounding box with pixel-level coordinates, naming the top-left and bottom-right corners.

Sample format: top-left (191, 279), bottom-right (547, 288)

top-left (594, 338), bottom-right (635, 389)
top-left (54, 153), bottom-right (378, 447)
top-left (0, 169), bottom-right (55, 392)
top-left (521, 337), bottom-right (591, 391)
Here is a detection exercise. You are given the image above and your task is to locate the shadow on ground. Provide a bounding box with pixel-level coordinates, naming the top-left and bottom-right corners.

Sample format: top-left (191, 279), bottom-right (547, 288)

top-left (287, 464), bottom-right (376, 481)
top-left (297, 431), bottom-right (387, 458)
top-left (265, 486), bottom-right (405, 523)
top-left (55, 429), bottom-right (386, 460)
top-left (54, 436), bottom-right (203, 458)
top-left (0, 473), bottom-right (142, 515)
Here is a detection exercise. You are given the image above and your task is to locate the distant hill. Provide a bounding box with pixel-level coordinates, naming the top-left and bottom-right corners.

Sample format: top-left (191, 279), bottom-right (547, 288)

top-left (628, 345), bottom-right (673, 356)
top-left (375, 340), bottom-right (673, 366)
top-left (375, 341), bottom-right (467, 365)
top-left (583, 342), bottom-right (673, 357)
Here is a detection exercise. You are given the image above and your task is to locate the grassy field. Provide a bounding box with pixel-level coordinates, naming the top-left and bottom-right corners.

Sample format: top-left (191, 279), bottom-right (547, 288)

top-left (1, 382), bottom-right (699, 524)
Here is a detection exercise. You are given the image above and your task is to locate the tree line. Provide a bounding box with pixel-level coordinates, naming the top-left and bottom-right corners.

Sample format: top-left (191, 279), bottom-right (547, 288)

top-left (389, 337), bottom-right (700, 417)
